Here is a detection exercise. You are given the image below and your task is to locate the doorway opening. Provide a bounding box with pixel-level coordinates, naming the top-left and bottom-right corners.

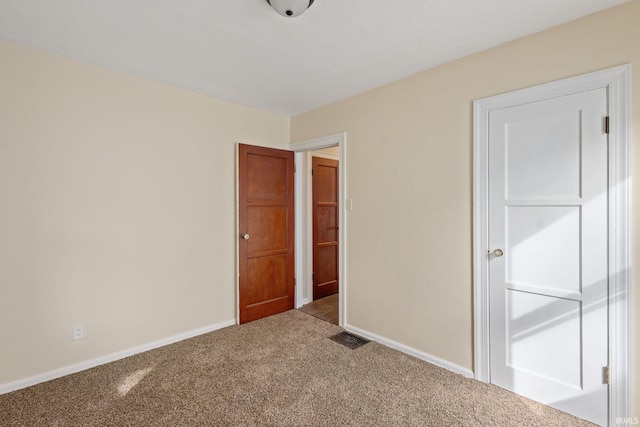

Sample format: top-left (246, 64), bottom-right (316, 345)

top-left (297, 147), bottom-right (340, 324)
top-left (290, 133), bottom-right (346, 327)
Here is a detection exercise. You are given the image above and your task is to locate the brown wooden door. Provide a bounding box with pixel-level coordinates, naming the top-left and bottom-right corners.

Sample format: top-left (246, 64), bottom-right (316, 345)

top-left (312, 156), bottom-right (339, 300)
top-left (238, 144), bottom-right (295, 324)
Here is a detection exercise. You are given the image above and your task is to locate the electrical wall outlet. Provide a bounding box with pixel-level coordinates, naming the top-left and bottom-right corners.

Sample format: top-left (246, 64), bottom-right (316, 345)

top-left (72, 324), bottom-right (84, 341)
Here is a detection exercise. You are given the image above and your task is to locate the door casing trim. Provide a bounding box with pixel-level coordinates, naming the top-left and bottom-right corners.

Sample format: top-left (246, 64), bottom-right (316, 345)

top-left (290, 133), bottom-right (346, 327)
top-left (472, 64), bottom-right (631, 424)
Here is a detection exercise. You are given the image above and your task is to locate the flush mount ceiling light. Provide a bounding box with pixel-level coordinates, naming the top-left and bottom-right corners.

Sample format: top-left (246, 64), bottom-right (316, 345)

top-left (266, 0), bottom-right (315, 18)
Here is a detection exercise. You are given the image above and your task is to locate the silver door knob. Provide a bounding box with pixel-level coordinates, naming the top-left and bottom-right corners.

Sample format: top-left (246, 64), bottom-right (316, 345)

top-left (492, 249), bottom-right (504, 257)
top-left (241, 234), bottom-right (250, 240)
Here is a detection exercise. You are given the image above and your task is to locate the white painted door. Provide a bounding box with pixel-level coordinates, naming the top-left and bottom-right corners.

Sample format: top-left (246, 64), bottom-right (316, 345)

top-left (488, 88), bottom-right (608, 425)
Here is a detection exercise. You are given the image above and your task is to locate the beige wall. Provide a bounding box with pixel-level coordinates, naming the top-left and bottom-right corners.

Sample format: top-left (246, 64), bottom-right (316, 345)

top-left (312, 146), bottom-right (340, 158)
top-left (291, 0), bottom-right (639, 414)
top-left (0, 40), bottom-right (289, 384)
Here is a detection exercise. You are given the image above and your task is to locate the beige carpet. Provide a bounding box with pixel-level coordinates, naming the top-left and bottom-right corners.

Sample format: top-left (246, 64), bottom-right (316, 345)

top-left (0, 310), bottom-right (593, 426)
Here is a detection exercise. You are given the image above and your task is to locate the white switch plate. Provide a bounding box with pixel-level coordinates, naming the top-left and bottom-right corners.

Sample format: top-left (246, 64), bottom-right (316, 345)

top-left (345, 198), bottom-right (353, 211)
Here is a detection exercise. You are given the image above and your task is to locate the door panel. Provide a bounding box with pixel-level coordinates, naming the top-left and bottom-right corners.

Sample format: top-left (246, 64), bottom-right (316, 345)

top-left (317, 206), bottom-right (338, 243)
top-left (247, 206), bottom-right (287, 253)
top-left (315, 245), bottom-right (337, 286)
top-left (247, 154), bottom-right (288, 200)
top-left (312, 156), bottom-right (339, 300)
top-left (488, 89), bottom-right (608, 425)
top-left (507, 206), bottom-right (580, 293)
top-left (239, 144), bottom-right (294, 324)
top-left (247, 255), bottom-right (288, 304)
top-left (505, 111), bottom-right (581, 199)
top-left (506, 290), bottom-right (581, 387)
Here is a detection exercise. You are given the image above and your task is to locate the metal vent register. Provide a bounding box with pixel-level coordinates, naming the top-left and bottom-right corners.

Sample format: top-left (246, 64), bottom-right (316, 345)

top-left (329, 332), bottom-right (370, 349)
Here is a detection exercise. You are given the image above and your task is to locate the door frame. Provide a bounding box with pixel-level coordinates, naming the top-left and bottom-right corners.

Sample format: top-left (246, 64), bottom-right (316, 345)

top-left (472, 65), bottom-right (631, 424)
top-left (291, 133), bottom-right (347, 327)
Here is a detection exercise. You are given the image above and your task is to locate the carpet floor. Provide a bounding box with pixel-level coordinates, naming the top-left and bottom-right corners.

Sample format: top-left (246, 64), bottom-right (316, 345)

top-left (0, 310), bottom-right (593, 426)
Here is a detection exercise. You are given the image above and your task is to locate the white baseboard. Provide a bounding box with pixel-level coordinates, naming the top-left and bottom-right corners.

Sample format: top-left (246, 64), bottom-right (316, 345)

top-left (0, 319), bottom-right (236, 395)
top-left (344, 323), bottom-right (475, 378)
top-left (295, 296), bottom-right (313, 309)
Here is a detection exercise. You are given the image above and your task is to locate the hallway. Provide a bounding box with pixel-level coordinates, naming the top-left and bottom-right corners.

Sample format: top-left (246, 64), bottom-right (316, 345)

top-left (298, 294), bottom-right (339, 325)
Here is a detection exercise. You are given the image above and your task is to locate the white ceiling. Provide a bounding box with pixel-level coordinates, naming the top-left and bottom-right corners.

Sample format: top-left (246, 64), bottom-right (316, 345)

top-left (0, 0), bottom-right (629, 116)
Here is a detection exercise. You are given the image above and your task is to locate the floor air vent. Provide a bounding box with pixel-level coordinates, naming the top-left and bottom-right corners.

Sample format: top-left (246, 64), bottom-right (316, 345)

top-left (329, 332), bottom-right (370, 349)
